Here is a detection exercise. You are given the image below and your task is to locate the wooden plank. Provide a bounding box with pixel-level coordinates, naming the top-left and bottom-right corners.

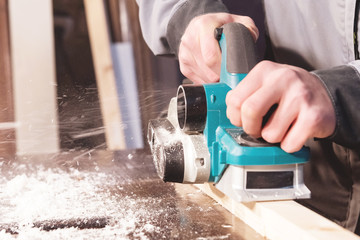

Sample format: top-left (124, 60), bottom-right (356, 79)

top-left (9, 0), bottom-right (59, 155)
top-left (0, 0), bottom-right (15, 157)
top-left (84, 0), bottom-right (126, 150)
top-left (197, 183), bottom-right (359, 240)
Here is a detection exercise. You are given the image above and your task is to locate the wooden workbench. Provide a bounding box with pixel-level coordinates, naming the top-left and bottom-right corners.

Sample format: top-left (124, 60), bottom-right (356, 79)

top-left (197, 183), bottom-right (359, 240)
top-left (0, 149), bottom-right (358, 239)
top-left (0, 149), bottom-right (262, 239)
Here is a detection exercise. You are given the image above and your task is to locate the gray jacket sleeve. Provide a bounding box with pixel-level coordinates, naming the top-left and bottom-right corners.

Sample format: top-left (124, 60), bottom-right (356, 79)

top-left (136, 0), bottom-right (228, 56)
top-left (135, 0), bottom-right (186, 55)
top-left (312, 62), bottom-right (360, 148)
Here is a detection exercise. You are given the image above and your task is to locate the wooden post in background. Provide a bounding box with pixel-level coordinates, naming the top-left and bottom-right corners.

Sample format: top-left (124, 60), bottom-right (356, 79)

top-left (84, 0), bottom-right (126, 150)
top-left (9, 0), bottom-right (59, 155)
top-left (88, 0), bottom-right (182, 148)
top-left (0, 0), bottom-right (16, 157)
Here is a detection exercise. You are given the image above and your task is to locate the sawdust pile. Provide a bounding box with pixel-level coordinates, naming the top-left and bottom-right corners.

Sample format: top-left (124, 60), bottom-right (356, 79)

top-left (0, 163), bottom-right (161, 239)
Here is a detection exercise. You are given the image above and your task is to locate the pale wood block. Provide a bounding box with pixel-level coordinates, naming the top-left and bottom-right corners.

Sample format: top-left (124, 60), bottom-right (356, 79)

top-left (9, 0), bottom-right (59, 154)
top-left (197, 183), bottom-right (359, 240)
top-left (84, 0), bottom-right (126, 150)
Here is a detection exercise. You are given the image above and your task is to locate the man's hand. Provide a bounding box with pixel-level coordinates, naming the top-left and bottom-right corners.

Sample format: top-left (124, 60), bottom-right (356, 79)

top-left (179, 13), bottom-right (258, 83)
top-left (226, 61), bottom-right (336, 153)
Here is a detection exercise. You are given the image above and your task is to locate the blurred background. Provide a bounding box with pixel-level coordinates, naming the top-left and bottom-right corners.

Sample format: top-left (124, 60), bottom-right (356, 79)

top-left (0, 0), bottom-right (264, 157)
top-left (53, 0), bottom-right (183, 151)
top-left (0, 0), bottom-right (182, 157)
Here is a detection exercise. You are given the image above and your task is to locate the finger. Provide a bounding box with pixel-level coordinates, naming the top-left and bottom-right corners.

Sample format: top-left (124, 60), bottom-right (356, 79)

top-left (183, 17), bottom-right (221, 83)
top-left (192, 14), bottom-right (259, 83)
top-left (227, 104), bottom-right (242, 127)
top-left (280, 114), bottom-right (309, 153)
top-left (179, 44), bottom-right (208, 84)
top-left (225, 63), bottom-right (269, 127)
top-left (198, 28), bottom-right (222, 79)
top-left (181, 37), bottom-right (220, 83)
top-left (240, 86), bottom-right (281, 137)
top-left (191, 31), bottom-right (220, 82)
top-left (231, 15), bottom-right (259, 41)
top-left (179, 62), bottom-right (207, 84)
top-left (261, 96), bottom-right (299, 143)
top-left (226, 61), bottom-right (269, 111)
top-left (181, 13), bottom-right (260, 83)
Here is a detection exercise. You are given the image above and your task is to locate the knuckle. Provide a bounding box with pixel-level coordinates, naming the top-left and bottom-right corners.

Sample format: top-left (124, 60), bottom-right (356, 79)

top-left (207, 74), bottom-right (219, 83)
top-left (282, 140), bottom-right (303, 153)
top-left (230, 118), bottom-right (241, 127)
top-left (241, 100), bottom-right (259, 120)
top-left (240, 16), bottom-right (257, 30)
top-left (180, 32), bottom-right (192, 46)
top-left (227, 108), bottom-right (242, 127)
top-left (306, 111), bottom-right (324, 129)
top-left (272, 67), bottom-right (299, 85)
top-left (232, 15), bottom-right (254, 24)
top-left (179, 64), bottom-right (192, 78)
top-left (262, 130), bottom-right (282, 143)
top-left (226, 91), bottom-right (241, 109)
top-left (179, 56), bottom-right (191, 66)
top-left (282, 67), bottom-right (298, 78)
top-left (267, 67), bottom-right (305, 89)
top-left (225, 92), bottom-right (236, 108)
top-left (229, 97), bottom-right (242, 110)
top-left (178, 50), bottom-right (185, 62)
top-left (255, 61), bottom-right (267, 70)
top-left (241, 16), bottom-right (253, 23)
top-left (257, 60), bottom-right (273, 68)
top-left (297, 88), bottom-right (313, 103)
top-left (220, 13), bottom-right (234, 23)
top-left (288, 85), bottom-right (313, 105)
top-left (189, 16), bottom-right (200, 26)
top-left (202, 48), bottom-right (219, 68)
top-left (243, 126), bottom-right (260, 137)
top-left (178, 49), bottom-right (191, 66)
top-left (231, 120), bottom-right (242, 127)
top-left (192, 15), bottom-right (208, 27)
top-left (254, 60), bottom-right (275, 74)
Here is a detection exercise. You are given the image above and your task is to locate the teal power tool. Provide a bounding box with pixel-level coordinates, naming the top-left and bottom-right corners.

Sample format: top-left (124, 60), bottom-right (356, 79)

top-left (148, 23), bottom-right (311, 202)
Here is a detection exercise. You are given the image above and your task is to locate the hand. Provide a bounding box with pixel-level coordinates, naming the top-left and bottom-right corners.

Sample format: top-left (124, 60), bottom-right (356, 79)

top-left (179, 13), bottom-right (258, 83)
top-left (226, 60), bottom-right (336, 153)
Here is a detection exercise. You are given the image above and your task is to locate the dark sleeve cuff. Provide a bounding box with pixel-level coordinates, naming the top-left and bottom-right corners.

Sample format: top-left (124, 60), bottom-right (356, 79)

top-left (312, 65), bottom-right (360, 148)
top-left (166, 0), bottom-right (229, 57)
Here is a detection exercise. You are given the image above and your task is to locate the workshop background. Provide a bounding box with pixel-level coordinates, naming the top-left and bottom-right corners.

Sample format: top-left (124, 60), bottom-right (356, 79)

top-left (54, 0), bottom-right (182, 152)
top-left (0, 0), bottom-right (357, 239)
top-left (0, 0), bottom-right (262, 239)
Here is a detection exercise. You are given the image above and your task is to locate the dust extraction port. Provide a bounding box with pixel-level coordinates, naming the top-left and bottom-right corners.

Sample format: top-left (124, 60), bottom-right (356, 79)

top-left (177, 85), bottom-right (207, 133)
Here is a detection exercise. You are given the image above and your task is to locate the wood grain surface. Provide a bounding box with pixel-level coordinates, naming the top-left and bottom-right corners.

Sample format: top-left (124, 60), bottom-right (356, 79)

top-left (197, 183), bottom-right (360, 240)
top-left (84, 0), bottom-right (126, 150)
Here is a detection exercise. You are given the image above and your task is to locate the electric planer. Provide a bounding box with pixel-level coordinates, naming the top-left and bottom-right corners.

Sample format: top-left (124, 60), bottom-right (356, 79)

top-left (148, 22), bottom-right (311, 202)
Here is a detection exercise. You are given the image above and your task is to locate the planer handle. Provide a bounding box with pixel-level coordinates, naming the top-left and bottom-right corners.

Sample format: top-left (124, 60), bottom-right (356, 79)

top-left (215, 23), bottom-right (258, 89)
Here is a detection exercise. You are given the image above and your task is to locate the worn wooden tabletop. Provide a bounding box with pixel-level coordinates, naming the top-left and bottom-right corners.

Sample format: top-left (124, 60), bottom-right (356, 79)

top-left (0, 149), bottom-right (263, 239)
